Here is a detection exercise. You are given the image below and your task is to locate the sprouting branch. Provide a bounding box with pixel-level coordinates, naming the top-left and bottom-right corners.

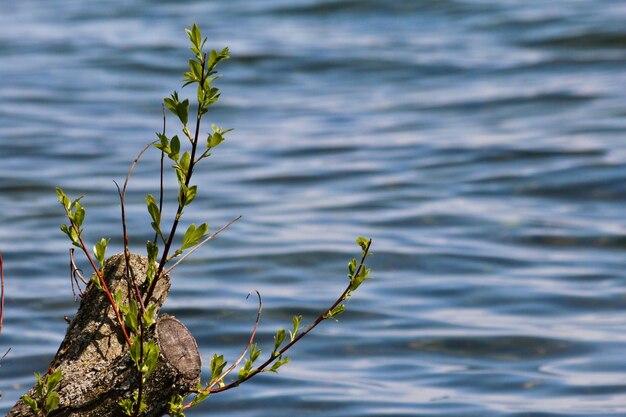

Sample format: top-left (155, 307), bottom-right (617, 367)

top-left (145, 55), bottom-right (209, 307)
top-left (211, 238), bottom-right (372, 393)
top-left (180, 291), bottom-right (262, 411)
top-left (164, 215), bottom-right (242, 275)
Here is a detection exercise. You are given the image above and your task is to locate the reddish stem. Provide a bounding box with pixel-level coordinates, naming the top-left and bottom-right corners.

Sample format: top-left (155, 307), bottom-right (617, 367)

top-left (74, 230), bottom-right (131, 346)
top-left (211, 239), bottom-right (372, 393)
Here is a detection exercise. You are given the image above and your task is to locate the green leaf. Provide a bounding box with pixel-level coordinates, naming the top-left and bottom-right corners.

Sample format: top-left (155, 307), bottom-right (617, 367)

top-left (91, 274), bottom-right (103, 290)
top-left (168, 393), bottom-right (187, 417)
top-left (123, 299), bottom-right (138, 333)
top-left (186, 24), bottom-right (202, 51)
top-left (238, 361), bottom-right (251, 380)
top-left (289, 315), bottom-right (302, 342)
top-left (146, 240), bottom-right (159, 285)
top-left (173, 150), bottom-right (190, 186)
top-left (44, 391), bottom-right (60, 414)
top-left (34, 372), bottom-right (44, 398)
top-left (46, 369), bottom-right (63, 392)
top-left (356, 236), bottom-right (369, 252)
top-left (22, 395), bottom-right (39, 412)
top-left (73, 202), bottom-right (85, 228)
top-left (268, 356), bottom-right (290, 373)
top-left (114, 289), bottom-right (124, 312)
top-left (69, 226), bottom-right (80, 247)
top-left (146, 194), bottom-right (161, 234)
top-left (177, 99), bottom-right (189, 126)
top-left (189, 59), bottom-right (203, 82)
top-left (155, 132), bottom-right (169, 152)
top-left (56, 187), bottom-right (70, 209)
top-left (209, 354), bottom-right (227, 381)
top-left (349, 266), bottom-right (371, 292)
top-left (249, 343), bottom-right (262, 362)
top-left (184, 185), bottom-right (197, 206)
top-left (324, 304), bottom-right (346, 319)
top-left (207, 47), bottom-right (230, 72)
top-left (60, 224), bottom-right (71, 240)
top-left (164, 91), bottom-right (180, 115)
top-left (170, 135), bottom-right (181, 160)
top-left (93, 238), bottom-right (109, 267)
top-left (143, 304), bottom-right (158, 327)
top-left (190, 389), bottom-right (209, 407)
top-left (348, 258), bottom-right (357, 276)
top-left (118, 397), bottom-right (135, 416)
top-left (273, 329), bottom-right (286, 356)
top-left (129, 336), bottom-right (142, 367)
top-left (181, 223), bottom-right (208, 250)
top-left (143, 340), bottom-right (160, 378)
top-left (208, 132), bottom-right (223, 148)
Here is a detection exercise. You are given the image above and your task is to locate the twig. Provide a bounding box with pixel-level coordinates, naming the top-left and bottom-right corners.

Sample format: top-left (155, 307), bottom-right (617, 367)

top-left (70, 223), bottom-right (132, 346)
top-left (164, 216), bottom-right (242, 275)
top-left (69, 248), bottom-right (87, 301)
top-left (0, 252), bottom-right (4, 335)
top-left (210, 239), bottom-right (372, 393)
top-left (209, 291), bottom-right (262, 390)
top-left (183, 291), bottom-right (263, 410)
top-left (115, 141), bottom-right (155, 313)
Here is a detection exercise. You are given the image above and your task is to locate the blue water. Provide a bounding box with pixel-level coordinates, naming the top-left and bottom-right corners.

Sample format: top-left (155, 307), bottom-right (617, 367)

top-left (1, 1), bottom-right (626, 415)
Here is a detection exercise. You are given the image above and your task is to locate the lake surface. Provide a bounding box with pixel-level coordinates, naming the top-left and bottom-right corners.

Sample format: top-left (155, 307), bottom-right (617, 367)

top-left (1, 1), bottom-right (626, 416)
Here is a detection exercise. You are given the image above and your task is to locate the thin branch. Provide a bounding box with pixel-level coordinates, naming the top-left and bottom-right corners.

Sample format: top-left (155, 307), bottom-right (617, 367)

top-left (164, 215), bottom-right (242, 275)
top-left (210, 239), bottom-right (372, 393)
top-left (0, 252), bottom-right (4, 335)
top-left (183, 291), bottom-right (263, 410)
top-left (209, 291), bottom-right (262, 390)
top-left (69, 248), bottom-right (87, 301)
top-left (116, 140), bottom-right (154, 313)
top-left (68, 218), bottom-right (132, 346)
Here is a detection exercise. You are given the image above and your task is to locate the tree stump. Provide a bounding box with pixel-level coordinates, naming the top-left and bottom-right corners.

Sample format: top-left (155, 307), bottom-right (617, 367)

top-left (9, 254), bottom-right (201, 417)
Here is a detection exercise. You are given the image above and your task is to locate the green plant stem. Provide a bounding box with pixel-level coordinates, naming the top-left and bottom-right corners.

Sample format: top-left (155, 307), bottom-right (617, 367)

top-left (155, 105), bottom-right (166, 245)
top-left (144, 54), bottom-right (208, 306)
top-left (131, 320), bottom-right (145, 417)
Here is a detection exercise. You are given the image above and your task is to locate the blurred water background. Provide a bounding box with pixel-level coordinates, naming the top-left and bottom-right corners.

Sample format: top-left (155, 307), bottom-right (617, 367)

top-left (1, 1), bottom-right (626, 416)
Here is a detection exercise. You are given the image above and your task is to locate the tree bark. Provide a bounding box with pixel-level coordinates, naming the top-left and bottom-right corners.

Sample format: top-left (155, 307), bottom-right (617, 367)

top-left (9, 253), bottom-right (201, 417)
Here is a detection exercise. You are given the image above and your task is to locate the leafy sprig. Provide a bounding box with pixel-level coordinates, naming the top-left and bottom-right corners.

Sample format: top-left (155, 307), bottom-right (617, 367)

top-left (22, 369), bottom-right (62, 416)
top-left (175, 238), bottom-right (373, 414)
top-left (54, 23), bottom-right (371, 417)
